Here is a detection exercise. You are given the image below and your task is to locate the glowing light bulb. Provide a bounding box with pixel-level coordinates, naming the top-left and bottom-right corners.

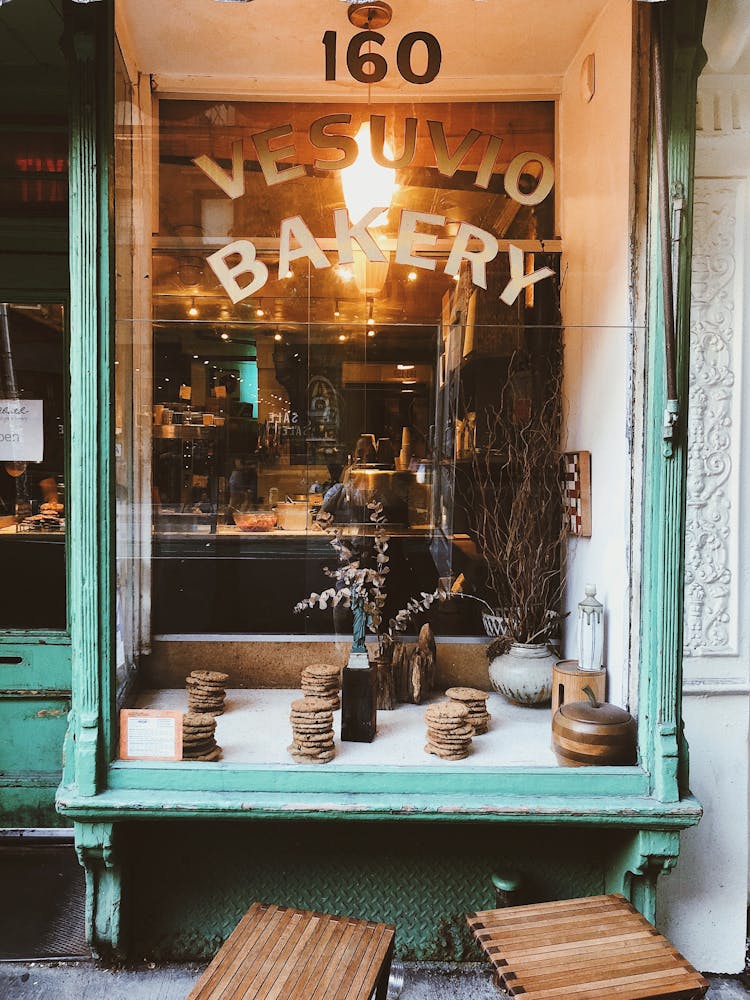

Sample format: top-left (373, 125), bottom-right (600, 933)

top-left (407, 271), bottom-right (418, 282)
top-left (338, 334), bottom-right (347, 342)
top-left (341, 122), bottom-right (397, 227)
top-left (274, 333), bottom-right (282, 342)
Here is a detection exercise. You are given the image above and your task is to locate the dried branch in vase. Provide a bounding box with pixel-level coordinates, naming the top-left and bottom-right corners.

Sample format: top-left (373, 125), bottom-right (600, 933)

top-left (459, 345), bottom-right (568, 651)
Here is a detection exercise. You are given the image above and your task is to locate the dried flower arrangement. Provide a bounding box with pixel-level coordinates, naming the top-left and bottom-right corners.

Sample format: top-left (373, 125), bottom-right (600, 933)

top-left (293, 498), bottom-right (445, 705)
top-left (293, 499), bottom-right (391, 651)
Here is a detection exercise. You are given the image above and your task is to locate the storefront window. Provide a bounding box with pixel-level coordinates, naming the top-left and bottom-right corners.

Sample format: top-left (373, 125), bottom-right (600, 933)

top-left (113, 0), bottom-right (641, 770)
top-left (140, 99), bottom-right (558, 637)
top-left (0, 302), bottom-right (66, 630)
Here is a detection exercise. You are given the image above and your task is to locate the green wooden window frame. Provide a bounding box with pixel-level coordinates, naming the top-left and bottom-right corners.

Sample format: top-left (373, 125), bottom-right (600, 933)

top-left (57, 0), bottom-right (707, 828)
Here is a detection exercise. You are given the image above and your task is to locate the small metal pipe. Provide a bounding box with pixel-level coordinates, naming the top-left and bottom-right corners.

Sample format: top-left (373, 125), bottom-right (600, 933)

top-left (0, 302), bottom-right (18, 398)
top-left (651, 7), bottom-right (680, 431)
top-left (386, 962), bottom-right (405, 998)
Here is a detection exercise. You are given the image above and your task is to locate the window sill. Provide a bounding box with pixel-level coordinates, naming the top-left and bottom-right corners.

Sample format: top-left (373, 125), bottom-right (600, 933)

top-left (56, 775), bottom-right (702, 829)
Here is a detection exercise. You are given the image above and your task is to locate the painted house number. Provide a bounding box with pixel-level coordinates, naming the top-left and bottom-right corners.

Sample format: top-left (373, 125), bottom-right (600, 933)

top-left (322, 30), bottom-right (442, 84)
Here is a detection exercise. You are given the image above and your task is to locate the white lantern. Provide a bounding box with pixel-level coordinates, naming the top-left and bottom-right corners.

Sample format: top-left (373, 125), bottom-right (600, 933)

top-left (577, 584), bottom-right (604, 672)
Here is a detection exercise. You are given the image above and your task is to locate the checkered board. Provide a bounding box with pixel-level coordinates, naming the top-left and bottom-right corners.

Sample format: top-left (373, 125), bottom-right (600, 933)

top-left (564, 450), bottom-right (591, 537)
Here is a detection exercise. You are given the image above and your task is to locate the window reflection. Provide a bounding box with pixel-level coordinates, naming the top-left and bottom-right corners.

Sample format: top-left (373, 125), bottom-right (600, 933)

top-left (140, 98), bottom-right (560, 637)
top-left (0, 303), bottom-right (66, 630)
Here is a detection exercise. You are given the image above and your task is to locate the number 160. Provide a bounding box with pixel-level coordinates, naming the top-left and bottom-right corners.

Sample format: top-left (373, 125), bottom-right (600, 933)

top-left (322, 30), bottom-right (442, 85)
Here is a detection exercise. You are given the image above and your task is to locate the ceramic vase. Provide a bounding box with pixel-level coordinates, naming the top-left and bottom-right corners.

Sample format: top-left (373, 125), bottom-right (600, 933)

top-left (488, 642), bottom-right (557, 706)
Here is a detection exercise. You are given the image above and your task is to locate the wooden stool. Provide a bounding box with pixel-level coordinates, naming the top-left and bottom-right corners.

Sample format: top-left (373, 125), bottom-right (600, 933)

top-left (187, 902), bottom-right (396, 1000)
top-left (552, 659), bottom-right (606, 715)
top-left (467, 893), bottom-right (708, 999)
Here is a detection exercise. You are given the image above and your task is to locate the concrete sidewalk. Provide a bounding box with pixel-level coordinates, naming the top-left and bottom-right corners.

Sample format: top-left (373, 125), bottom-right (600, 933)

top-left (0, 962), bottom-right (747, 998)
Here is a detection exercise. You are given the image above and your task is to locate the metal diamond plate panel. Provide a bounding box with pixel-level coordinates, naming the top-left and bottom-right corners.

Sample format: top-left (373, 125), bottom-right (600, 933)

top-left (125, 821), bottom-right (606, 961)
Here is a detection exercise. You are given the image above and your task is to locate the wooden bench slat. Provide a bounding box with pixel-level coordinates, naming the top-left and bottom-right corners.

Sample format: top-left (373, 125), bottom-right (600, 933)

top-left (514, 956), bottom-right (703, 992)
top-left (263, 915), bottom-right (325, 1000)
top-left (467, 895), bottom-right (707, 1000)
top-left (224, 906), bottom-right (302, 999)
top-left (473, 903), bottom-right (648, 934)
top-left (485, 936), bottom-right (671, 965)
top-left (235, 910), bottom-right (319, 1000)
top-left (187, 902), bottom-right (269, 998)
top-left (218, 905), bottom-right (298, 999)
top-left (500, 941), bottom-right (689, 978)
top-left (287, 916), bottom-right (353, 1000)
top-left (188, 903), bottom-right (284, 1000)
top-left (470, 893), bottom-right (627, 924)
top-left (308, 921), bottom-right (370, 1000)
top-left (348, 925), bottom-right (393, 1000)
top-left (477, 913), bottom-right (652, 948)
top-left (520, 970), bottom-right (709, 1000)
top-left (492, 927), bottom-right (661, 963)
top-left (331, 923), bottom-right (384, 1000)
top-left (356, 935), bottom-right (396, 1000)
top-left (265, 913), bottom-right (337, 1000)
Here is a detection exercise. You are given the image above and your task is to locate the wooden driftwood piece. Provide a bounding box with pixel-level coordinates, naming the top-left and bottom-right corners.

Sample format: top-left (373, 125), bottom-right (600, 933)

top-left (393, 640), bottom-right (411, 704)
top-left (376, 636), bottom-right (398, 710)
top-left (407, 624), bottom-right (437, 704)
top-left (419, 624), bottom-right (437, 691)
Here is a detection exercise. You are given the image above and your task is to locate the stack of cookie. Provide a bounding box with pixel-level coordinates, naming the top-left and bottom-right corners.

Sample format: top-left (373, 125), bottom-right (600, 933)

top-left (186, 670), bottom-right (228, 716)
top-left (182, 712), bottom-right (222, 762)
top-left (301, 663), bottom-right (341, 710)
top-left (445, 687), bottom-right (491, 735)
top-left (288, 697), bottom-right (335, 764)
top-left (424, 701), bottom-right (473, 760)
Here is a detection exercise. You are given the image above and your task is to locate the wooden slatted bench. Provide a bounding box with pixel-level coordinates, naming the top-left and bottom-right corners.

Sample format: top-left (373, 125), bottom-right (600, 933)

top-left (186, 902), bottom-right (396, 1000)
top-left (466, 893), bottom-right (708, 1000)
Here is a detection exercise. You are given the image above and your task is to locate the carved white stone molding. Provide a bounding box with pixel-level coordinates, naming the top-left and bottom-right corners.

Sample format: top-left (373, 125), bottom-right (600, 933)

top-left (684, 179), bottom-right (742, 657)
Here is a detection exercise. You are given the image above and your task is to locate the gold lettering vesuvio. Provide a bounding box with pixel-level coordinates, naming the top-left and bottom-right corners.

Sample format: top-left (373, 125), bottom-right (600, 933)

top-left (193, 113), bottom-right (554, 204)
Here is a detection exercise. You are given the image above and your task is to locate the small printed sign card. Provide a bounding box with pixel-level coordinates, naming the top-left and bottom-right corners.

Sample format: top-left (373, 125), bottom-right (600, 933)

top-left (119, 709), bottom-right (183, 761)
top-left (0, 399), bottom-right (43, 463)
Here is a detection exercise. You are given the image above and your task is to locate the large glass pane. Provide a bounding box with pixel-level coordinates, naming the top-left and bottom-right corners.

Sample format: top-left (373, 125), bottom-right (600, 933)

top-left (144, 98), bottom-right (557, 638)
top-left (113, 85), bottom-right (639, 767)
top-left (0, 302), bottom-right (66, 629)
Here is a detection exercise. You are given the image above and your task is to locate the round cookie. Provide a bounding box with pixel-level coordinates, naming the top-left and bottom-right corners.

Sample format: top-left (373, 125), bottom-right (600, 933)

top-left (445, 686), bottom-right (489, 702)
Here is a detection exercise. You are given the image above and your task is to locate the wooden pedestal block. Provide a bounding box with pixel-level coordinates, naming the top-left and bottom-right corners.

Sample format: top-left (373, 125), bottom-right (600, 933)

top-left (552, 659), bottom-right (606, 714)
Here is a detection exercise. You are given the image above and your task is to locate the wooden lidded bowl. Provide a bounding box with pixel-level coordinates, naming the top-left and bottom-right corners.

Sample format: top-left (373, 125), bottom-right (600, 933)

top-left (552, 685), bottom-right (637, 767)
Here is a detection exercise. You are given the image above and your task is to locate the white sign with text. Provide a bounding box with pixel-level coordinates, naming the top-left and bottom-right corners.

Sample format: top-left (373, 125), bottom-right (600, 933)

top-left (0, 399), bottom-right (43, 462)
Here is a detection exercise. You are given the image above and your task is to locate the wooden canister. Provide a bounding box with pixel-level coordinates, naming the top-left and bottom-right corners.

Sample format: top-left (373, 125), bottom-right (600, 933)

top-left (552, 686), bottom-right (637, 767)
top-left (552, 660), bottom-right (606, 715)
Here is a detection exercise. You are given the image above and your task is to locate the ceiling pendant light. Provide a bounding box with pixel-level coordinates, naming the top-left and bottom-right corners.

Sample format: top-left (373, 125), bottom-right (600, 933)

top-left (347, 2), bottom-right (393, 30)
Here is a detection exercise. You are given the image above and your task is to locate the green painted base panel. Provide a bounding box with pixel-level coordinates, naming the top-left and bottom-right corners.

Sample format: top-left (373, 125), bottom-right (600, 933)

top-left (0, 784), bottom-right (69, 828)
top-left (122, 820), bottom-right (610, 962)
